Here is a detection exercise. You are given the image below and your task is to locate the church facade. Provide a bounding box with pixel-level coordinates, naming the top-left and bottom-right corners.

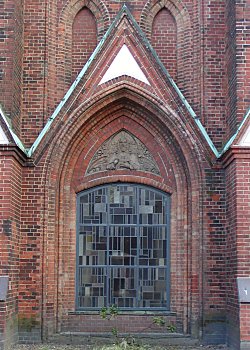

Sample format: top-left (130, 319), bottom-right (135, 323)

top-left (0, 1), bottom-right (250, 349)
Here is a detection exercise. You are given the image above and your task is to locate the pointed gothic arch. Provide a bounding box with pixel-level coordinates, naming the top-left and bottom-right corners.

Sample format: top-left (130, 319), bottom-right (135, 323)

top-left (59, 0), bottom-right (110, 39)
top-left (56, 0), bottom-right (110, 97)
top-left (151, 7), bottom-right (177, 79)
top-left (71, 8), bottom-right (97, 81)
top-left (38, 85), bottom-right (207, 337)
top-left (140, 0), bottom-right (192, 93)
top-left (140, 0), bottom-right (191, 40)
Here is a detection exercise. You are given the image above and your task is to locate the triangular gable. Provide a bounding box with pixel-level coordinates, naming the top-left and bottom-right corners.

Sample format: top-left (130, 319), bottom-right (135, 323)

top-left (0, 124), bottom-right (9, 144)
top-left (220, 107), bottom-right (250, 154)
top-left (27, 5), bottom-right (219, 158)
top-left (0, 105), bottom-right (26, 153)
top-left (236, 109), bottom-right (250, 147)
top-left (99, 44), bottom-right (150, 85)
top-left (239, 124), bottom-right (250, 146)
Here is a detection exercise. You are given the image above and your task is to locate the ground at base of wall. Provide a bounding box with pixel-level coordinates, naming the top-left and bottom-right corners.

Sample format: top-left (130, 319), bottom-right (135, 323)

top-left (13, 344), bottom-right (229, 350)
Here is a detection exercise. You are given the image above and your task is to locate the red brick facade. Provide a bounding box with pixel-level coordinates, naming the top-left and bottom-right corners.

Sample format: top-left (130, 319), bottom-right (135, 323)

top-left (0, 1), bottom-right (250, 350)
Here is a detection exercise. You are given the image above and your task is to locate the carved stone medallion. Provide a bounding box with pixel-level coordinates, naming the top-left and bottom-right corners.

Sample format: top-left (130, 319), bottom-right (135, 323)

top-left (86, 131), bottom-right (160, 175)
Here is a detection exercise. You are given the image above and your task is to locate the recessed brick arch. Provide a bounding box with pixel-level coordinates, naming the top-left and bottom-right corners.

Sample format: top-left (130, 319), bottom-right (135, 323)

top-left (152, 8), bottom-right (177, 79)
top-left (39, 87), bottom-right (205, 337)
top-left (57, 0), bottom-right (110, 96)
top-left (140, 0), bottom-right (192, 94)
top-left (140, 0), bottom-right (191, 39)
top-left (71, 8), bottom-right (97, 81)
top-left (59, 0), bottom-right (110, 39)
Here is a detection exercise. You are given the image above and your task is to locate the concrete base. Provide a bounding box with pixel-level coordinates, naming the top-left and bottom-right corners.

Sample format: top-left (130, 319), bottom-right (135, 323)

top-left (240, 341), bottom-right (250, 350)
top-left (202, 314), bottom-right (227, 345)
top-left (18, 328), bottom-right (42, 344)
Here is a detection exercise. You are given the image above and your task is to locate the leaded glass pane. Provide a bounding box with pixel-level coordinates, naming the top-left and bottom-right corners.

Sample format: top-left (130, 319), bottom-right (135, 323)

top-left (138, 268), bottom-right (167, 308)
top-left (76, 184), bottom-right (170, 311)
top-left (109, 226), bottom-right (137, 266)
top-left (110, 185), bottom-right (137, 224)
top-left (139, 227), bottom-right (166, 266)
top-left (109, 267), bottom-right (137, 308)
top-left (78, 267), bottom-right (107, 308)
top-left (79, 226), bottom-right (107, 266)
top-left (139, 188), bottom-right (166, 225)
top-left (80, 187), bottom-right (108, 224)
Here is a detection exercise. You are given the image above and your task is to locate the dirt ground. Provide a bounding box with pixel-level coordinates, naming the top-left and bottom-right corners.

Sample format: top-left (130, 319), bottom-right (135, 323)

top-left (13, 344), bottom-right (229, 350)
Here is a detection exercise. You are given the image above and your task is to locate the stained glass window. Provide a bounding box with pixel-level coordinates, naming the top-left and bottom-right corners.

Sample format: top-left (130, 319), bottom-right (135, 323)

top-left (76, 184), bottom-right (170, 310)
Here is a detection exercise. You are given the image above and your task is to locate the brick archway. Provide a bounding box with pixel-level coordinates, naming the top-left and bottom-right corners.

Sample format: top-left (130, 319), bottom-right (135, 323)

top-left (140, 0), bottom-right (191, 39)
top-left (59, 0), bottom-right (110, 40)
top-left (56, 0), bottom-right (110, 97)
top-left (140, 0), bottom-right (192, 94)
top-left (39, 88), bottom-right (205, 339)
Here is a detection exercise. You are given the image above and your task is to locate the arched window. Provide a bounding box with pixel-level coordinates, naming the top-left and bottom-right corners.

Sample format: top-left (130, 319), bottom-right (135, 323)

top-left (76, 183), bottom-right (171, 310)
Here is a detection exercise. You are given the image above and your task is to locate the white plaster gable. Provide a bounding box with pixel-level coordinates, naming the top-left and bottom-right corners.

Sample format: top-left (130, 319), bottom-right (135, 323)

top-left (99, 44), bottom-right (150, 85)
top-left (0, 124), bottom-right (9, 144)
top-left (238, 124), bottom-right (250, 146)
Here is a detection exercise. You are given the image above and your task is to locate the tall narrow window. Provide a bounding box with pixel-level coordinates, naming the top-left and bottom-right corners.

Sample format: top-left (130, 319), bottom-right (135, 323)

top-left (76, 184), bottom-right (170, 310)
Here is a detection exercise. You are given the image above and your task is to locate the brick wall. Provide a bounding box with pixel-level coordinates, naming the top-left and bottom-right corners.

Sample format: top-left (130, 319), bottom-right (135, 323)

top-left (140, 0), bottom-right (193, 103)
top-left (202, 166), bottom-right (227, 344)
top-left (18, 162), bottom-right (44, 342)
top-left (225, 156), bottom-right (239, 349)
top-left (56, 0), bottom-right (109, 104)
top-left (61, 314), bottom-right (177, 333)
top-left (72, 8), bottom-right (97, 81)
top-left (202, 0), bottom-right (227, 149)
top-left (21, 0), bottom-right (47, 146)
top-left (235, 153), bottom-right (250, 349)
top-left (223, 149), bottom-right (250, 349)
top-left (225, 0), bottom-right (250, 139)
top-left (235, 1), bottom-right (250, 127)
top-left (151, 8), bottom-right (177, 80)
top-left (0, 149), bottom-right (24, 349)
top-left (225, 0), bottom-right (237, 139)
top-left (0, 0), bottom-right (23, 136)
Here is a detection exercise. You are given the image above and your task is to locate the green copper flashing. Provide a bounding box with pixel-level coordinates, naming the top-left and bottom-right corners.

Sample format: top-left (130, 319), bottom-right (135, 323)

top-left (219, 107), bottom-right (250, 157)
top-left (0, 105), bottom-right (27, 154)
top-left (27, 4), bottom-right (219, 158)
